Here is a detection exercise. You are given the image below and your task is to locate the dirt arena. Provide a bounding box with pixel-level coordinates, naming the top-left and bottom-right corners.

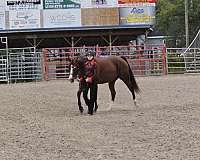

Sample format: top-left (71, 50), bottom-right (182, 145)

top-left (0, 74), bottom-right (200, 160)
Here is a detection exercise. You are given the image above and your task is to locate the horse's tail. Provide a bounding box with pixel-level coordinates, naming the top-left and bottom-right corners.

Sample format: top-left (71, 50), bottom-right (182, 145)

top-left (121, 56), bottom-right (140, 93)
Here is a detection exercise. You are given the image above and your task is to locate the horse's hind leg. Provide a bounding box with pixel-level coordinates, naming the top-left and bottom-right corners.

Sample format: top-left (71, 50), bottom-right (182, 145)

top-left (121, 78), bottom-right (137, 105)
top-left (108, 81), bottom-right (116, 101)
top-left (107, 81), bottom-right (116, 111)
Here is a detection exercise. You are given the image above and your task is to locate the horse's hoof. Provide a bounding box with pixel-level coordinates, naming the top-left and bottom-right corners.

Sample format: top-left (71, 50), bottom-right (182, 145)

top-left (88, 111), bottom-right (93, 115)
top-left (94, 106), bottom-right (98, 112)
top-left (79, 108), bottom-right (84, 113)
top-left (134, 100), bottom-right (137, 106)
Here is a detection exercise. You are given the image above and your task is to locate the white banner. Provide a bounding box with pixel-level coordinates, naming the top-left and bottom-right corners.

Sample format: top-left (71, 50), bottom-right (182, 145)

top-left (9, 10), bottom-right (41, 29)
top-left (43, 9), bottom-right (81, 28)
top-left (0, 0), bottom-right (5, 11)
top-left (81, 0), bottom-right (117, 8)
top-left (0, 12), bottom-right (6, 30)
top-left (5, 0), bottom-right (43, 10)
top-left (119, 6), bottom-right (155, 25)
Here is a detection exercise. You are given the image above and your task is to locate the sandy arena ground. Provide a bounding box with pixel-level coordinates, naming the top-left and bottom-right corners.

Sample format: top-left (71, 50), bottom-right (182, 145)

top-left (0, 74), bottom-right (200, 160)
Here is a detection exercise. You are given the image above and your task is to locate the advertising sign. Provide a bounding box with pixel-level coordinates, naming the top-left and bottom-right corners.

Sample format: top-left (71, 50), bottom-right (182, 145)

top-left (43, 0), bottom-right (81, 9)
top-left (81, 0), bottom-right (117, 8)
top-left (0, 12), bottom-right (6, 30)
top-left (82, 8), bottom-right (119, 26)
top-left (118, 0), bottom-right (156, 6)
top-left (0, 0), bottom-right (5, 11)
top-left (119, 6), bottom-right (155, 25)
top-left (118, 0), bottom-right (156, 4)
top-left (5, 0), bottom-right (43, 10)
top-left (43, 9), bottom-right (81, 28)
top-left (9, 10), bottom-right (41, 29)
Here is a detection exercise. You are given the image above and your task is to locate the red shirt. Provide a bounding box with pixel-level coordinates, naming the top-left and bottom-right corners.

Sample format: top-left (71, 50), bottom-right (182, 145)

top-left (84, 59), bottom-right (97, 79)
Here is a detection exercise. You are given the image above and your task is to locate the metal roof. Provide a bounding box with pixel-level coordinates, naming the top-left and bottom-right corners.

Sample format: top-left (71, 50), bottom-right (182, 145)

top-left (0, 25), bottom-right (152, 34)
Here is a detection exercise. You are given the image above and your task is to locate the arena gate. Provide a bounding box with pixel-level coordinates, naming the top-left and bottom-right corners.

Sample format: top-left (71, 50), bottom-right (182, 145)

top-left (0, 37), bottom-right (8, 82)
top-left (43, 45), bottom-right (167, 80)
top-left (8, 47), bottom-right (42, 82)
top-left (166, 48), bottom-right (200, 74)
top-left (0, 46), bottom-right (42, 83)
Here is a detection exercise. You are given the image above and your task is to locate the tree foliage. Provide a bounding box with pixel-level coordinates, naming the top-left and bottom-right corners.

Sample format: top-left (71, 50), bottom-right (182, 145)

top-left (156, 0), bottom-right (200, 47)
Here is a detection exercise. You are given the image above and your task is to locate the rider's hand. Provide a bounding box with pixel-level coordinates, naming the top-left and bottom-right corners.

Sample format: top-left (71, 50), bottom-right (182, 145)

top-left (86, 77), bottom-right (92, 83)
top-left (79, 77), bottom-right (83, 82)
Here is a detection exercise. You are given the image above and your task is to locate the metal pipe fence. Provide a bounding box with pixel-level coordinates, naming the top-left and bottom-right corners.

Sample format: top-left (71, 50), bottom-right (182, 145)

top-left (0, 47), bottom-right (42, 83)
top-left (43, 45), bottom-right (167, 80)
top-left (1, 45), bottom-right (199, 83)
top-left (166, 48), bottom-right (200, 74)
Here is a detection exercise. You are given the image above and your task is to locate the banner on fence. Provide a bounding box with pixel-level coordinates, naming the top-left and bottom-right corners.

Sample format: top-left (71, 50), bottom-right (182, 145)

top-left (9, 10), bottom-right (41, 29)
top-left (81, 8), bottom-right (119, 26)
top-left (5, 0), bottom-right (43, 10)
top-left (43, 9), bottom-right (81, 28)
top-left (119, 6), bottom-right (155, 25)
top-left (118, 0), bottom-right (156, 7)
top-left (0, 12), bottom-right (6, 30)
top-left (81, 0), bottom-right (117, 8)
top-left (43, 0), bottom-right (81, 9)
top-left (0, 0), bottom-right (5, 10)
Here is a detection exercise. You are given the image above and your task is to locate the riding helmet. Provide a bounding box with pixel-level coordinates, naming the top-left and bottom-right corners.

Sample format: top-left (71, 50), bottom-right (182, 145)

top-left (86, 51), bottom-right (95, 56)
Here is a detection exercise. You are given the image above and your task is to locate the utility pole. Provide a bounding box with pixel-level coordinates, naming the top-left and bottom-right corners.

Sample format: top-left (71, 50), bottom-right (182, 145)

top-left (185, 0), bottom-right (189, 47)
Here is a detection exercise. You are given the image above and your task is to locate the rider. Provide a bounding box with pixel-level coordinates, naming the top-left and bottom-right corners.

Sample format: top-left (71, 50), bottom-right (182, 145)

top-left (84, 51), bottom-right (97, 83)
top-left (82, 51), bottom-right (98, 114)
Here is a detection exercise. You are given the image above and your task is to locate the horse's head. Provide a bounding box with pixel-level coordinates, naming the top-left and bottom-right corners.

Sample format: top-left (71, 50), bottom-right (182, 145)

top-left (68, 56), bottom-right (86, 83)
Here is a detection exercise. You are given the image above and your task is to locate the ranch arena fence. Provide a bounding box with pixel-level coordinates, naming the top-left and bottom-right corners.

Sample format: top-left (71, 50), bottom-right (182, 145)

top-left (166, 48), bottom-right (200, 74)
top-left (0, 45), bottom-right (200, 83)
top-left (42, 45), bottom-right (167, 80)
top-left (0, 47), bottom-right (42, 83)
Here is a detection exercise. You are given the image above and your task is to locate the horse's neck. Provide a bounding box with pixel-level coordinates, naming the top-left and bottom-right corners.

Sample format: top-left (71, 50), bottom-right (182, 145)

top-left (78, 60), bottom-right (86, 77)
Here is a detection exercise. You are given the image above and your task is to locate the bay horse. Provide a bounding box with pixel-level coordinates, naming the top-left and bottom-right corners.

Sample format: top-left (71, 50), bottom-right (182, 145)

top-left (69, 56), bottom-right (140, 115)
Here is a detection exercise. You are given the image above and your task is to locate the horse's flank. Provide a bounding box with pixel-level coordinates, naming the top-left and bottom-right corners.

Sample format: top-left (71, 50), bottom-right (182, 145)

top-left (94, 56), bottom-right (130, 82)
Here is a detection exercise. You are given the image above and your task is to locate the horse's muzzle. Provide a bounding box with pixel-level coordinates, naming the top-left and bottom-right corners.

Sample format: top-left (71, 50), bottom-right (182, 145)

top-left (68, 78), bottom-right (74, 83)
top-left (68, 75), bottom-right (74, 83)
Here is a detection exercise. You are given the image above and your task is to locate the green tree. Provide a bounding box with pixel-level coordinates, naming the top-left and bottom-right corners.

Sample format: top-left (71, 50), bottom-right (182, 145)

top-left (156, 0), bottom-right (200, 47)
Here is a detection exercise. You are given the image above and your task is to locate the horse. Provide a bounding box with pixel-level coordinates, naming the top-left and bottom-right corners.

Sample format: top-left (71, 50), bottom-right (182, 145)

top-left (69, 55), bottom-right (140, 115)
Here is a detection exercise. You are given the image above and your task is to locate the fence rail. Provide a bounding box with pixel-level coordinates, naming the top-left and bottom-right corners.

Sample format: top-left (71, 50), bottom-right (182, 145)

top-left (0, 47), bottom-right (42, 83)
top-left (166, 48), bottom-right (200, 74)
top-left (43, 45), bottom-right (167, 80)
top-left (0, 45), bottom-right (199, 83)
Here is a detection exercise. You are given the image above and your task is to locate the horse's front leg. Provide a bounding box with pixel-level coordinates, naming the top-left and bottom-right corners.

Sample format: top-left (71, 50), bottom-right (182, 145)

top-left (77, 89), bottom-right (84, 113)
